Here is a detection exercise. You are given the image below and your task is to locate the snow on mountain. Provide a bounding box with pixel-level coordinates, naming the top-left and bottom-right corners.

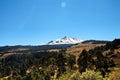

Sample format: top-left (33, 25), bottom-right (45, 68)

top-left (47, 36), bottom-right (83, 45)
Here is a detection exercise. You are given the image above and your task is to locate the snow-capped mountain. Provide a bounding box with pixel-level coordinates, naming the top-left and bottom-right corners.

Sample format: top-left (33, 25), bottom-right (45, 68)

top-left (47, 36), bottom-right (83, 45)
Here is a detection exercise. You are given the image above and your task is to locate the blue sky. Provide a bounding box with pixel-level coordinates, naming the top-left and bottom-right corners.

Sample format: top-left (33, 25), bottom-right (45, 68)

top-left (0, 0), bottom-right (120, 46)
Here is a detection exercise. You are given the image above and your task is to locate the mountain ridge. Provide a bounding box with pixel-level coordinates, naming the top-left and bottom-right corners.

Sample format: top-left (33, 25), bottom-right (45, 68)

top-left (47, 36), bottom-right (83, 45)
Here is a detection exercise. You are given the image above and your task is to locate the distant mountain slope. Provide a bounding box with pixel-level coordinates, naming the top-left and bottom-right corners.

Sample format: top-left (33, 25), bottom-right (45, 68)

top-left (0, 38), bottom-right (112, 59)
top-left (47, 36), bottom-right (83, 45)
top-left (66, 43), bottom-right (106, 56)
top-left (0, 39), bottom-right (110, 55)
top-left (0, 36), bottom-right (84, 55)
top-left (0, 44), bottom-right (74, 54)
top-left (66, 40), bottom-right (110, 56)
top-left (82, 40), bottom-right (110, 44)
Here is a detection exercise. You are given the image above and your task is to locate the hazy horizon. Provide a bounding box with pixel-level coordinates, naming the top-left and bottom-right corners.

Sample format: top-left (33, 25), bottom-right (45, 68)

top-left (0, 0), bottom-right (120, 46)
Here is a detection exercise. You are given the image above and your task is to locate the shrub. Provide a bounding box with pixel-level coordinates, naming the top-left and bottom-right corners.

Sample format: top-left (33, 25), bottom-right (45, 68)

top-left (58, 70), bottom-right (74, 80)
top-left (59, 70), bottom-right (103, 80)
top-left (69, 71), bottom-right (81, 80)
top-left (80, 70), bottom-right (103, 80)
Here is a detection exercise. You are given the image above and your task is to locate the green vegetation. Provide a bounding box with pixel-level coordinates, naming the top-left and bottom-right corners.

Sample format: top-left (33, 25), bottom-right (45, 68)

top-left (59, 70), bottom-right (103, 80)
top-left (0, 52), bottom-right (76, 80)
top-left (78, 49), bottom-right (115, 77)
top-left (0, 39), bottom-right (120, 80)
top-left (80, 70), bottom-right (103, 80)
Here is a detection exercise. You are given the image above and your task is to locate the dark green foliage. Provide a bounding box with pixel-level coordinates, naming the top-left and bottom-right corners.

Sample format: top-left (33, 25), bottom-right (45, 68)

top-left (66, 54), bottom-right (76, 69)
top-left (24, 70), bottom-right (49, 80)
top-left (0, 51), bottom-right (76, 79)
top-left (77, 39), bottom-right (119, 77)
top-left (78, 50), bottom-right (93, 73)
top-left (78, 38), bottom-right (120, 76)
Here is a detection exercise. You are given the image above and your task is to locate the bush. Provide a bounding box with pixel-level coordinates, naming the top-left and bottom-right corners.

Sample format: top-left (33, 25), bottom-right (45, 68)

top-left (80, 70), bottom-right (103, 80)
top-left (59, 70), bottom-right (103, 80)
top-left (58, 70), bottom-right (74, 80)
top-left (69, 71), bottom-right (81, 80)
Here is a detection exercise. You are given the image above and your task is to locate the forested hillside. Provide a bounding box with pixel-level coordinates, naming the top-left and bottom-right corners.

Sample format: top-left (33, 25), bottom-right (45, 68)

top-left (0, 39), bottom-right (120, 80)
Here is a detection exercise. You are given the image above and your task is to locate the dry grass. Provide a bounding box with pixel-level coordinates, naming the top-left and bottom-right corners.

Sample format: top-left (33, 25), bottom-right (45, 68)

top-left (66, 43), bottom-right (105, 56)
top-left (0, 52), bottom-right (17, 59)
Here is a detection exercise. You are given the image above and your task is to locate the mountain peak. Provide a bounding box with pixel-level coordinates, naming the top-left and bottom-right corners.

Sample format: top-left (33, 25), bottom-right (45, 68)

top-left (62, 36), bottom-right (68, 39)
top-left (47, 36), bottom-right (83, 45)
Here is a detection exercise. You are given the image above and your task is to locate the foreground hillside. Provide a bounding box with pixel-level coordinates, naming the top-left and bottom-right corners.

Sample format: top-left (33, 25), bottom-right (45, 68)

top-left (0, 39), bottom-right (120, 80)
